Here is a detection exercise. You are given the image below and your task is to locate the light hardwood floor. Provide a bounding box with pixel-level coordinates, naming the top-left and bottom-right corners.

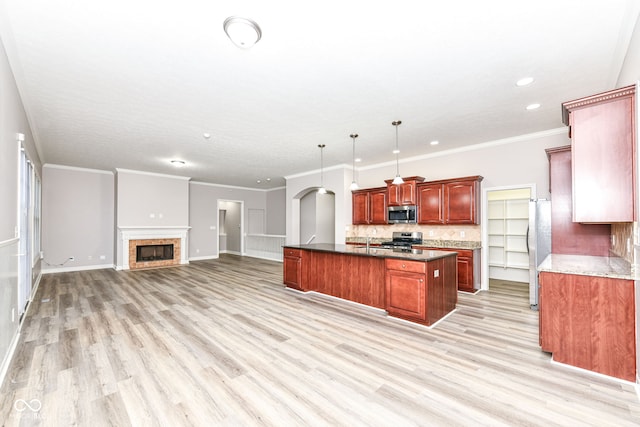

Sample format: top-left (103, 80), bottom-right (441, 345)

top-left (1, 255), bottom-right (639, 426)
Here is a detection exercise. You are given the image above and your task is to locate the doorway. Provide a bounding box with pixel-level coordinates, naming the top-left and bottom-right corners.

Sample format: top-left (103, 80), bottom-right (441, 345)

top-left (218, 200), bottom-right (244, 256)
top-left (299, 189), bottom-right (335, 244)
top-left (482, 185), bottom-right (536, 298)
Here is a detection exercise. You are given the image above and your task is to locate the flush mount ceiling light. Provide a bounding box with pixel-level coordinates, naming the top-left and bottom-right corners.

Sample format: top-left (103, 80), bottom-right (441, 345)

top-left (318, 144), bottom-right (327, 194)
top-left (171, 160), bottom-right (186, 167)
top-left (223, 16), bottom-right (262, 48)
top-left (391, 120), bottom-right (404, 185)
top-left (430, 140), bottom-right (439, 146)
top-left (349, 133), bottom-right (359, 191)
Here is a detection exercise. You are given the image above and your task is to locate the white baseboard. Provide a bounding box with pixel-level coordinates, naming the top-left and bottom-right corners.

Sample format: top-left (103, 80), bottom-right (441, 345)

top-left (0, 327), bottom-right (20, 391)
top-left (189, 255), bottom-right (219, 261)
top-left (42, 263), bottom-right (116, 274)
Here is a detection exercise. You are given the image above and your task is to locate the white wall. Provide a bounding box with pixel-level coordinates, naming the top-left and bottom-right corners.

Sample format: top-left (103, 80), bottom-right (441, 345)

top-left (300, 191), bottom-right (316, 244)
top-left (42, 165), bottom-right (115, 272)
top-left (0, 34), bottom-right (42, 387)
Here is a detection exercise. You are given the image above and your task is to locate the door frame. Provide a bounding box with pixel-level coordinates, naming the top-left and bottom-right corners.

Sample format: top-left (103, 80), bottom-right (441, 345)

top-left (217, 199), bottom-right (244, 256)
top-left (481, 183), bottom-right (536, 291)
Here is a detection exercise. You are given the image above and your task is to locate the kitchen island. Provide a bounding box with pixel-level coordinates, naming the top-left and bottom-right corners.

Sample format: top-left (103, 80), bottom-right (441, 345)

top-left (283, 244), bottom-right (458, 326)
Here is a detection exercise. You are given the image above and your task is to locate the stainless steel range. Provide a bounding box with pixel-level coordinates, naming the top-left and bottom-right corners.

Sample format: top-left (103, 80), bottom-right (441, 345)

top-left (380, 231), bottom-right (423, 249)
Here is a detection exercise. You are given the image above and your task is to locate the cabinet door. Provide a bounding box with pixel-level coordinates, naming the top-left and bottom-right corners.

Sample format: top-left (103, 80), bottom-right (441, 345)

top-left (456, 252), bottom-right (474, 292)
top-left (385, 270), bottom-right (426, 321)
top-left (417, 184), bottom-right (443, 224)
top-left (444, 180), bottom-right (477, 224)
top-left (369, 189), bottom-right (388, 224)
top-left (352, 191), bottom-right (369, 224)
top-left (283, 255), bottom-right (302, 290)
top-left (387, 185), bottom-right (400, 207)
top-left (399, 181), bottom-right (417, 205)
top-left (571, 96), bottom-right (634, 222)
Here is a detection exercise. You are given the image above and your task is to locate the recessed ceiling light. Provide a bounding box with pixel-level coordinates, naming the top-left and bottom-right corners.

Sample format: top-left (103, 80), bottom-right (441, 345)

top-left (526, 103), bottom-right (541, 110)
top-left (266, 178), bottom-right (271, 182)
top-left (430, 140), bottom-right (439, 146)
top-left (516, 77), bottom-right (534, 87)
top-left (171, 160), bottom-right (186, 167)
top-left (203, 133), bottom-right (211, 139)
top-left (257, 180), bottom-right (261, 183)
top-left (392, 149), bottom-right (400, 154)
top-left (355, 158), bottom-right (362, 163)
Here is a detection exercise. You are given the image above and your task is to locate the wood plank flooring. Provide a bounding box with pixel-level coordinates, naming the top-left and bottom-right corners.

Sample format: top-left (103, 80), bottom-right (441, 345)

top-left (1, 256), bottom-right (639, 426)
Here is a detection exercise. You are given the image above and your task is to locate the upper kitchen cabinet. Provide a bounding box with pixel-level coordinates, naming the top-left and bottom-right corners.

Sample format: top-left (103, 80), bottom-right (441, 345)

top-left (562, 85), bottom-right (636, 223)
top-left (352, 187), bottom-right (387, 225)
top-left (385, 176), bottom-right (424, 206)
top-left (418, 176), bottom-right (483, 224)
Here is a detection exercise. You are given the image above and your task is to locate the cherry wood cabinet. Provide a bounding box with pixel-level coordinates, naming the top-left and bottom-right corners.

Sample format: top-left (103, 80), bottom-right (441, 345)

top-left (283, 248), bottom-right (305, 290)
top-left (539, 271), bottom-right (636, 381)
top-left (417, 176), bottom-right (482, 225)
top-left (385, 176), bottom-right (424, 206)
top-left (562, 85), bottom-right (636, 223)
top-left (546, 146), bottom-right (610, 256)
top-left (352, 187), bottom-right (387, 225)
top-left (385, 255), bottom-right (457, 326)
top-left (415, 247), bottom-right (477, 292)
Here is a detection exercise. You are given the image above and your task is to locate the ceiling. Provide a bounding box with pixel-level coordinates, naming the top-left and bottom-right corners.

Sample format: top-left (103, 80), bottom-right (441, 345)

top-left (1, 0), bottom-right (639, 189)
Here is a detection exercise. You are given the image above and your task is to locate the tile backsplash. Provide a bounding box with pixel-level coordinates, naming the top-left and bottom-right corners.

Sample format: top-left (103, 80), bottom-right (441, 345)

top-left (611, 222), bottom-right (635, 263)
top-left (347, 224), bottom-right (481, 242)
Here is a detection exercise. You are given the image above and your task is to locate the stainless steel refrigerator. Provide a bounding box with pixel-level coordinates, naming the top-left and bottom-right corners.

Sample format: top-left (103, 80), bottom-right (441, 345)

top-left (528, 199), bottom-right (552, 310)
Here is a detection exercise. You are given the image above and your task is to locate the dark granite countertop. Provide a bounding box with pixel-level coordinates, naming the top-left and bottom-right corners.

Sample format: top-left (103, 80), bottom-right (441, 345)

top-left (284, 243), bottom-right (457, 262)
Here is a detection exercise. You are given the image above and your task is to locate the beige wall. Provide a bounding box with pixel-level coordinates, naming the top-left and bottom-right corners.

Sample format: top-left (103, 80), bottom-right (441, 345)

top-left (116, 169), bottom-right (190, 227)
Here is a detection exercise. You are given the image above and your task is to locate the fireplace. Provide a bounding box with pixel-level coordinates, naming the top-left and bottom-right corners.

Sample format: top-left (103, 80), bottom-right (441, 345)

top-left (127, 238), bottom-right (181, 270)
top-left (136, 244), bottom-right (174, 262)
top-left (117, 227), bottom-right (189, 270)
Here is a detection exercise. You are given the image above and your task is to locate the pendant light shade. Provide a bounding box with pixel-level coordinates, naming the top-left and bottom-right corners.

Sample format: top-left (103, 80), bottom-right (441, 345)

top-left (318, 144), bottom-right (327, 194)
top-left (392, 120), bottom-right (404, 184)
top-left (349, 133), bottom-right (359, 191)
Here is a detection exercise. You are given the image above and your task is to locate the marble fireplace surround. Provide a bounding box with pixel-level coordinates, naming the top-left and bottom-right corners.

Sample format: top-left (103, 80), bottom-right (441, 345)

top-left (117, 227), bottom-right (189, 270)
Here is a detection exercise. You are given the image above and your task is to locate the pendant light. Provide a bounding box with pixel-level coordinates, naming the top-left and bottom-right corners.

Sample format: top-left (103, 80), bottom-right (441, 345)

top-left (349, 133), bottom-right (359, 191)
top-left (318, 144), bottom-right (327, 194)
top-left (392, 120), bottom-right (404, 184)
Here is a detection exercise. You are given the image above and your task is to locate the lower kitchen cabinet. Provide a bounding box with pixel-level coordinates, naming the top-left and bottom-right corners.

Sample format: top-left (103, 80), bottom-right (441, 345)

top-left (539, 271), bottom-right (636, 381)
top-left (415, 246), bottom-right (479, 292)
top-left (385, 256), bottom-right (457, 326)
top-left (283, 248), bottom-right (305, 290)
top-left (385, 259), bottom-right (427, 322)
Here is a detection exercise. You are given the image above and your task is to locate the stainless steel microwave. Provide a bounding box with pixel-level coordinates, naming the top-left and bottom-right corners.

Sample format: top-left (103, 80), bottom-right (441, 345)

top-left (388, 205), bottom-right (417, 223)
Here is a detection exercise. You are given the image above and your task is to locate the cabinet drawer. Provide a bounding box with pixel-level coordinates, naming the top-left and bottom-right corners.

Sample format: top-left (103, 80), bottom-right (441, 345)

top-left (283, 248), bottom-right (302, 257)
top-left (385, 259), bottom-right (426, 273)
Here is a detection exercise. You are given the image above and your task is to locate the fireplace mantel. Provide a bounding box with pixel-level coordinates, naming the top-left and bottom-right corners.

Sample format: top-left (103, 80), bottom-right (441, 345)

top-left (117, 226), bottom-right (190, 270)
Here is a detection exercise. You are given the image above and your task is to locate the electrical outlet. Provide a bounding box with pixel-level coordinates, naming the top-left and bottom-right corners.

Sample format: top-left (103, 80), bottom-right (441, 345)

top-left (460, 231), bottom-right (465, 238)
top-left (434, 269), bottom-right (440, 278)
top-left (428, 230), bottom-right (434, 237)
top-left (99, 255), bottom-right (106, 260)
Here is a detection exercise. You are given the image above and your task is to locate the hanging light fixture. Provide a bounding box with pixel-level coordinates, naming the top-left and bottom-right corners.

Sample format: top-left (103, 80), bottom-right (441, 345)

top-left (318, 144), bottom-right (327, 194)
top-left (349, 133), bottom-right (359, 191)
top-left (223, 16), bottom-right (262, 48)
top-left (392, 120), bottom-right (404, 184)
